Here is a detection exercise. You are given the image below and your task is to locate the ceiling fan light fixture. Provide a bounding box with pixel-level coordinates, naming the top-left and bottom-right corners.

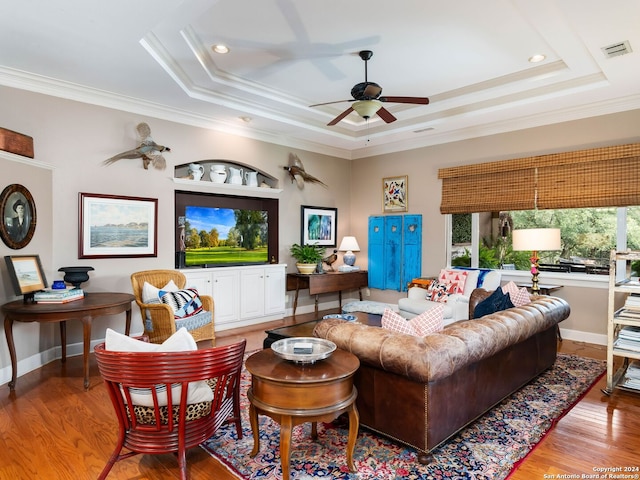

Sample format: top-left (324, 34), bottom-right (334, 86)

top-left (353, 100), bottom-right (382, 119)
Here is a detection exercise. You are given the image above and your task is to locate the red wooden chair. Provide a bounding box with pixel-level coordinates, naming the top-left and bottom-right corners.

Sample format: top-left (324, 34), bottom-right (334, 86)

top-left (94, 338), bottom-right (246, 480)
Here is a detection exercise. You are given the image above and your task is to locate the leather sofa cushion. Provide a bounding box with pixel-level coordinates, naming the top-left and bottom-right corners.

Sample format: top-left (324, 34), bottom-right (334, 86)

top-left (314, 294), bottom-right (570, 383)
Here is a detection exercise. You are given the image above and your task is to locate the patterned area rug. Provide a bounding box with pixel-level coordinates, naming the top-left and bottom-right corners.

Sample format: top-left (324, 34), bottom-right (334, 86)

top-left (202, 353), bottom-right (605, 480)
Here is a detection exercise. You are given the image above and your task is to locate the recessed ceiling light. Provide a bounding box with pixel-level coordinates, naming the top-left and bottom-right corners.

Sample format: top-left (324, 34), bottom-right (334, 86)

top-left (239, 116), bottom-right (252, 123)
top-left (212, 44), bottom-right (230, 54)
top-left (528, 54), bottom-right (546, 63)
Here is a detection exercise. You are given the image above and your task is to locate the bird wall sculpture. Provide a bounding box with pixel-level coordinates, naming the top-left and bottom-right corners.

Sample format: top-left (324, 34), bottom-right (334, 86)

top-left (103, 122), bottom-right (170, 170)
top-left (283, 153), bottom-right (327, 188)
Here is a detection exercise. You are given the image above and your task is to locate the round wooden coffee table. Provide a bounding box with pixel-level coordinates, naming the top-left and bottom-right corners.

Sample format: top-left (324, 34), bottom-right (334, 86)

top-left (245, 347), bottom-right (360, 480)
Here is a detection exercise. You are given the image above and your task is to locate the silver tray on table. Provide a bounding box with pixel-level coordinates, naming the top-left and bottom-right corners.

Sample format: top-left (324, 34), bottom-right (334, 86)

top-left (270, 337), bottom-right (336, 364)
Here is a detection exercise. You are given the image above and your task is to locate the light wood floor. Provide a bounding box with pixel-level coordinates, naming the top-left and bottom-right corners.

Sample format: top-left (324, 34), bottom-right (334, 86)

top-left (1, 310), bottom-right (639, 479)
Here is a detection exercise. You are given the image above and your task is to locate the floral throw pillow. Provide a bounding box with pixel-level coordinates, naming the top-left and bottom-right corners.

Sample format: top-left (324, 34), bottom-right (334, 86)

top-left (438, 269), bottom-right (469, 294)
top-left (428, 280), bottom-right (456, 302)
top-left (501, 281), bottom-right (531, 307)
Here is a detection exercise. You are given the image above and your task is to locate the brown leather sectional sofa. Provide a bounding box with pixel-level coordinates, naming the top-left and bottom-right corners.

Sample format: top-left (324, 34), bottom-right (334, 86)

top-left (313, 288), bottom-right (570, 462)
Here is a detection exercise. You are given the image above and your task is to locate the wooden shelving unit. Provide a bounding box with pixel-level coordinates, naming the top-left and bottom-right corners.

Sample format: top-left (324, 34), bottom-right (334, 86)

top-left (604, 250), bottom-right (640, 394)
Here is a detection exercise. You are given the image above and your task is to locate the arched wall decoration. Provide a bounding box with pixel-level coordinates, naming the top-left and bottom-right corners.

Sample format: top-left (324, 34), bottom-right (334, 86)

top-left (0, 184), bottom-right (37, 249)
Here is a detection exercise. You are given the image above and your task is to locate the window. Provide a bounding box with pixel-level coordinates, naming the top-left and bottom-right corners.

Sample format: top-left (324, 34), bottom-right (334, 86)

top-left (448, 206), bottom-right (640, 274)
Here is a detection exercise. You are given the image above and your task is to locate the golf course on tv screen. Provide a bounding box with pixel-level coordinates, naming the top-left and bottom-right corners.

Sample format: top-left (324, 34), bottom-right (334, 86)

top-left (184, 206), bottom-right (268, 266)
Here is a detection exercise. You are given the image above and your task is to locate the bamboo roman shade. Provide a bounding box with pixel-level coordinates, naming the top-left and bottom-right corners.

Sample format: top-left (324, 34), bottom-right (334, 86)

top-left (439, 143), bottom-right (640, 214)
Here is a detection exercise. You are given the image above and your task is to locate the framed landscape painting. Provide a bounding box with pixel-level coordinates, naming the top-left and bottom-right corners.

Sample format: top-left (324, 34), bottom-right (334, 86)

top-left (383, 175), bottom-right (408, 213)
top-left (79, 193), bottom-right (158, 258)
top-left (4, 254), bottom-right (48, 295)
top-left (301, 205), bottom-right (337, 247)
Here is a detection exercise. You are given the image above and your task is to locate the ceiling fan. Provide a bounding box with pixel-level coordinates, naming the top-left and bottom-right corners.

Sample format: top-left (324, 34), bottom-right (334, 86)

top-left (309, 50), bottom-right (430, 126)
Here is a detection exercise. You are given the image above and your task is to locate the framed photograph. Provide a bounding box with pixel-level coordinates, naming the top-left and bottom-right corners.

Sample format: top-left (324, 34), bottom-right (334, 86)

top-left (79, 193), bottom-right (158, 258)
top-left (383, 175), bottom-right (408, 213)
top-left (4, 254), bottom-right (48, 295)
top-left (301, 205), bottom-right (337, 247)
top-left (0, 184), bottom-right (37, 249)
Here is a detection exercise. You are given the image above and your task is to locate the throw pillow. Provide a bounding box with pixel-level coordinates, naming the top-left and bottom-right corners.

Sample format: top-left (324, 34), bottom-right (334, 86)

top-left (105, 326), bottom-right (197, 353)
top-left (428, 280), bottom-right (456, 302)
top-left (142, 279), bottom-right (179, 304)
top-left (160, 288), bottom-right (204, 318)
top-left (381, 308), bottom-right (416, 335)
top-left (501, 281), bottom-right (531, 307)
top-left (438, 268), bottom-right (469, 295)
top-left (105, 328), bottom-right (158, 352)
top-left (104, 327), bottom-right (212, 407)
top-left (473, 287), bottom-right (515, 319)
top-left (409, 304), bottom-right (444, 336)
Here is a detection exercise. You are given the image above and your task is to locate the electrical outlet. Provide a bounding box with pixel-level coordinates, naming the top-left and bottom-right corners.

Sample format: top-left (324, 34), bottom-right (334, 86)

top-left (365, 288), bottom-right (370, 297)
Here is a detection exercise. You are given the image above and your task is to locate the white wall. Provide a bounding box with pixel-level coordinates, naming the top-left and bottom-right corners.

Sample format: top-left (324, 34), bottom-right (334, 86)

top-left (2, 82), bottom-right (640, 384)
top-left (352, 109), bottom-right (640, 342)
top-left (0, 85), bottom-right (352, 383)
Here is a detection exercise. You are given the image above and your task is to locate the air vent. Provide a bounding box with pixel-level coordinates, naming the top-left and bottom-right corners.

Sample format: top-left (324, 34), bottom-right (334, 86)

top-left (602, 40), bottom-right (633, 59)
top-left (413, 127), bottom-right (435, 133)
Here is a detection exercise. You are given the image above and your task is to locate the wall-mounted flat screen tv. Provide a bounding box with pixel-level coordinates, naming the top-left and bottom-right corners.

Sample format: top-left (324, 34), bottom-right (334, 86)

top-left (175, 191), bottom-right (278, 268)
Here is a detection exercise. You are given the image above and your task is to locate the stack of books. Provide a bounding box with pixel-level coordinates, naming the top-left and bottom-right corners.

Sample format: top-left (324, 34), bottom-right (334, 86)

top-left (614, 325), bottom-right (640, 353)
top-left (34, 288), bottom-right (84, 304)
top-left (624, 293), bottom-right (640, 309)
top-left (621, 360), bottom-right (640, 391)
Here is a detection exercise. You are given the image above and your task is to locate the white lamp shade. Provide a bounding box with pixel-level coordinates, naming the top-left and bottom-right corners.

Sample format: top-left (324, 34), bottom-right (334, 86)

top-left (339, 236), bottom-right (360, 252)
top-left (352, 100), bottom-right (381, 119)
top-left (512, 228), bottom-right (561, 251)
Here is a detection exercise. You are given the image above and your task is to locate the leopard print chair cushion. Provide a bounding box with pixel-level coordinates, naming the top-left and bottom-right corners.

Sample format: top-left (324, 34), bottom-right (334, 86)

top-left (126, 377), bottom-right (229, 425)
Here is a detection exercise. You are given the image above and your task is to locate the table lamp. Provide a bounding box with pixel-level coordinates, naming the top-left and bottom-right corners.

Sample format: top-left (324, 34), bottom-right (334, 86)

top-left (512, 228), bottom-right (561, 294)
top-left (339, 236), bottom-right (360, 266)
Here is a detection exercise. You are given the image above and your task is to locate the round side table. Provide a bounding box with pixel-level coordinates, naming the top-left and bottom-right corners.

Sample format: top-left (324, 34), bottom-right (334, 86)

top-left (245, 348), bottom-right (360, 480)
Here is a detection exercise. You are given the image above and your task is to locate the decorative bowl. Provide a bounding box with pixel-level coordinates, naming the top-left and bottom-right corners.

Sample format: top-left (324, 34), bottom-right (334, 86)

top-left (58, 266), bottom-right (94, 289)
top-left (270, 337), bottom-right (336, 364)
top-left (323, 314), bottom-right (357, 321)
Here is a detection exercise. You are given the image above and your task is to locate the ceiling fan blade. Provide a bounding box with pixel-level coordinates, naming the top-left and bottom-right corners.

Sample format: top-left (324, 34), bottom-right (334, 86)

top-left (379, 96), bottom-right (430, 105)
top-left (376, 107), bottom-right (397, 123)
top-left (327, 107), bottom-right (354, 126)
top-left (309, 99), bottom-right (353, 107)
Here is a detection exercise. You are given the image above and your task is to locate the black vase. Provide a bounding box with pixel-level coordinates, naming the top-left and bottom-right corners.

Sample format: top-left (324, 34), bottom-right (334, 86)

top-left (58, 266), bottom-right (94, 289)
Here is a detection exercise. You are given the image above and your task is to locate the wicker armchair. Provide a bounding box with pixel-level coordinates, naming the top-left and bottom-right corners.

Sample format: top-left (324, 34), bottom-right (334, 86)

top-left (94, 338), bottom-right (246, 480)
top-left (131, 270), bottom-right (215, 345)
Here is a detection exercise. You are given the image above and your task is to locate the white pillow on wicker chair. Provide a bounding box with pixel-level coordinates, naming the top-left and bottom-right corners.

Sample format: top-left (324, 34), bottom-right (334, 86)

top-left (104, 328), bottom-right (212, 406)
top-left (142, 279), bottom-right (179, 304)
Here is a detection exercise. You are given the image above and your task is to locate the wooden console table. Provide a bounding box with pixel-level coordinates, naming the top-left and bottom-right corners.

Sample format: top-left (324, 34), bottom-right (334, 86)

top-left (516, 283), bottom-right (563, 296)
top-left (286, 270), bottom-right (368, 316)
top-left (2, 292), bottom-right (135, 391)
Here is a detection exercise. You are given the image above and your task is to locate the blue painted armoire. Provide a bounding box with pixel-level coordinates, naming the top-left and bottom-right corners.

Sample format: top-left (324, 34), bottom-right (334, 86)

top-left (368, 214), bottom-right (422, 291)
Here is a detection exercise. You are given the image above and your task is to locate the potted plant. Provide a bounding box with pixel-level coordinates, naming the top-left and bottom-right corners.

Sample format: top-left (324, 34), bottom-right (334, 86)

top-left (290, 243), bottom-right (325, 274)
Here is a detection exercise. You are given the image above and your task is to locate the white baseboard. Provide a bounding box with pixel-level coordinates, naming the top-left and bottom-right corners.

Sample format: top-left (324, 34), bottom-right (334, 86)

top-left (559, 328), bottom-right (607, 346)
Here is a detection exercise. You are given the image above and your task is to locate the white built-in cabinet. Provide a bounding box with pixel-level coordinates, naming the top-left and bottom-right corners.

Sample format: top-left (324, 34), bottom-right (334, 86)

top-left (181, 264), bottom-right (286, 331)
